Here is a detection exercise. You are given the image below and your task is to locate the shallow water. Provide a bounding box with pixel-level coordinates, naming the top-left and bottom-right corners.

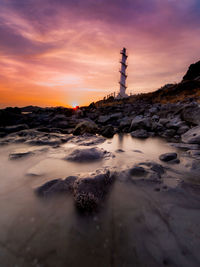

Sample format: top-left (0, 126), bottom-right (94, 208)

top-left (0, 134), bottom-right (200, 267)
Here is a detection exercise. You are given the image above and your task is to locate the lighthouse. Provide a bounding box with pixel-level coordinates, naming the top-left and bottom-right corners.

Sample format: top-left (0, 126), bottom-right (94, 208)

top-left (117, 47), bottom-right (128, 98)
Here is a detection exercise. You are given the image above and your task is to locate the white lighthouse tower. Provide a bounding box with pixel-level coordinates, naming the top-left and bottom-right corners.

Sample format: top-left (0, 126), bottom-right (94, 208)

top-left (117, 47), bottom-right (128, 98)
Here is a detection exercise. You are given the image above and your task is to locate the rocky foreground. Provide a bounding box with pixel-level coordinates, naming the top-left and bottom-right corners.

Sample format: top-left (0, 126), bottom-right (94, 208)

top-left (0, 61), bottom-right (200, 266)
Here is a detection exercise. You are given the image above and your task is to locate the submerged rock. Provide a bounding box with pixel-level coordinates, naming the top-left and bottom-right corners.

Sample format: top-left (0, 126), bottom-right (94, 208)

top-left (74, 170), bottom-right (114, 212)
top-left (9, 150), bottom-right (34, 160)
top-left (65, 147), bottom-right (109, 162)
top-left (35, 176), bottom-right (76, 197)
top-left (129, 166), bottom-right (147, 176)
top-left (159, 153), bottom-right (178, 162)
top-left (131, 129), bottom-right (149, 138)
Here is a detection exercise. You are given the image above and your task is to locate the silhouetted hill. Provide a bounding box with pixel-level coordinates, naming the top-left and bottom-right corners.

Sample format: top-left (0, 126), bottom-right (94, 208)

top-left (183, 60), bottom-right (200, 81)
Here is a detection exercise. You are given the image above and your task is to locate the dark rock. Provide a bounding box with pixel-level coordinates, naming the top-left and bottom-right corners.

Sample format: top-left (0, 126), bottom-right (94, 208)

top-left (74, 171), bottom-right (114, 212)
top-left (159, 153), bottom-right (178, 162)
top-left (130, 116), bottom-right (151, 131)
top-left (131, 129), bottom-right (149, 138)
top-left (129, 166), bottom-right (147, 176)
top-left (183, 61), bottom-right (200, 81)
top-left (9, 151), bottom-right (34, 160)
top-left (177, 125), bottom-right (190, 135)
top-left (73, 121), bottom-right (98, 135)
top-left (65, 147), bottom-right (109, 162)
top-left (4, 124), bottom-right (29, 134)
top-left (115, 149), bottom-right (125, 153)
top-left (35, 176), bottom-right (76, 197)
top-left (182, 126), bottom-right (200, 144)
top-left (101, 125), bottom-right (115, 138)
top-left (181, 104), bottom-right (200, 125)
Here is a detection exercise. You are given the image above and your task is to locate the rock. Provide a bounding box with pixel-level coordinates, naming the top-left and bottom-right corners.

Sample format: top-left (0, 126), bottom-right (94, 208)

top-left (169, 142), bottom-right (200, 150)
top-left (130, 116), bottom-right (151, 131)
top-left (129, 166), bottom-right (147, 176)
top-left (139, 162), bottom-right (165, 176)
top-left (9, 151), bottom-right (34, 160)
top-left (65, 147), bottom-right (109, 162)
top-left (159, 153), bottom-right (177, 162)
top-left (73, 121), bottom-right (98, 135)
top-left (165, 117), bottom-right (184, 129)
top-left (4, 124), bottom-right (29, 134)
top-left (101, 125), bottom-right (115, 138)
top-left (74, 171), bottom-right (114, 211)
top-left (182, 126), bottom-right (200, 144)
top-left (130, 129), bottom-right (149, 138)
top-left (151, 115), bottom-right (159, 122)
top-left (161, 129), bottom-right (176, 138)
top-left (181, 105), bottom-right (200, 125)
top-left (115, 149), bottom-right (125, 153)
top-left (177, 125), bottom-right (190, 135)
top-left (188, 150), bottom-right (200, 159)
top-left (35, 176), bottom-right (76, 197)
top-left (183, 60), bottom-right (200, 81)
top-left (98, 115), bottom-right (111, 124)
top-left (70, 134), bottom-right (106, 146)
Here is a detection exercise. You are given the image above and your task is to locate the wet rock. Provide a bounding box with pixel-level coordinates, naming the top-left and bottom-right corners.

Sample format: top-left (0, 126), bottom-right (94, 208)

top-left (35, 176), bottom-right (76, 197)
top-left (101, 125), bottom-right (115, 138)
top-left (177, 125), bottom-right (190, 135)
top-left (188, 150), bottom-right (200, 159)
top-left (98, 115), bottom-right (111, 124)
top-left (130, 116), bottom-right (151, 131)
top-left (131, 129), bottom-right (149, 138)
top-left (65, 147), bottom-right (109, 162)
top-left (70, 134), bottom-right (106, 146)
top-left (169, 142), bottom-right (200, 150)
top-left (4, 124), bottom-right (29, 134)
top-left (181, 104), bottom-right (200, 125)
top-left (165, 117), bottom-right (184, 130)
top-left (129, 166), bottom-right (147, 176)
top-left (159, 153), bottom-right (178, 162)
top-left (115, 149), bottom-right (125, 153)
top-left (161, 129), bottom-right (176, 138)
top-left (73, 120), bottom-right (98, 135)
top-left (0, 132), bottom-right (6, 138)
top-left (182, 126), bottom-right (200, 144)
top-left (139, 162), bottom-right (165, 176)
top-left (74, 171), bottom-right (114, 211)
top-left (9, 151), bottom-right (34, 160)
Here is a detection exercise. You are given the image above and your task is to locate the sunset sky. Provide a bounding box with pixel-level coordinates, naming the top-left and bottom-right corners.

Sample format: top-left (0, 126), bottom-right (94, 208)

top-left (0, 0), bottom-right (200, 108)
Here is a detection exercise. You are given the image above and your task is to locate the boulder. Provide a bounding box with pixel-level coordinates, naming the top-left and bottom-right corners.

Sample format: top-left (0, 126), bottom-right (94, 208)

top-left (130, 116), bottom-right (151, 131)
top-left (182, 126), bottom-right (200, 144)
top-left (181, 105), bottom-right (200, 125)
top-left (73, 121), bottom-right (98, 135)
top-left (65, 147), bottom-right (109, 162)
top-left (35, 176), bottom-right (76, 197)
top-left (159, 153), bottom-right (178, 162)
top-left (73, 171), bottom-right (114, 211)
top-left (130, 129), bottom-right (149, 139)
top-left (177, 125), bottom-right (190, 135)
top-left (129, 166), bottom-right (147, 176)
top-left (98, 115), bottom-right (111, 124)
top-left (101, 125), bottom-right (115, 138)
top-left (4, 124), bottom-right (29, 134)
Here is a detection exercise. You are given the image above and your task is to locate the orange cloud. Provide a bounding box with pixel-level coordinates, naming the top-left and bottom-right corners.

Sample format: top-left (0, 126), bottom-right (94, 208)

top-left (0, 0), bottom-right (200, 107)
